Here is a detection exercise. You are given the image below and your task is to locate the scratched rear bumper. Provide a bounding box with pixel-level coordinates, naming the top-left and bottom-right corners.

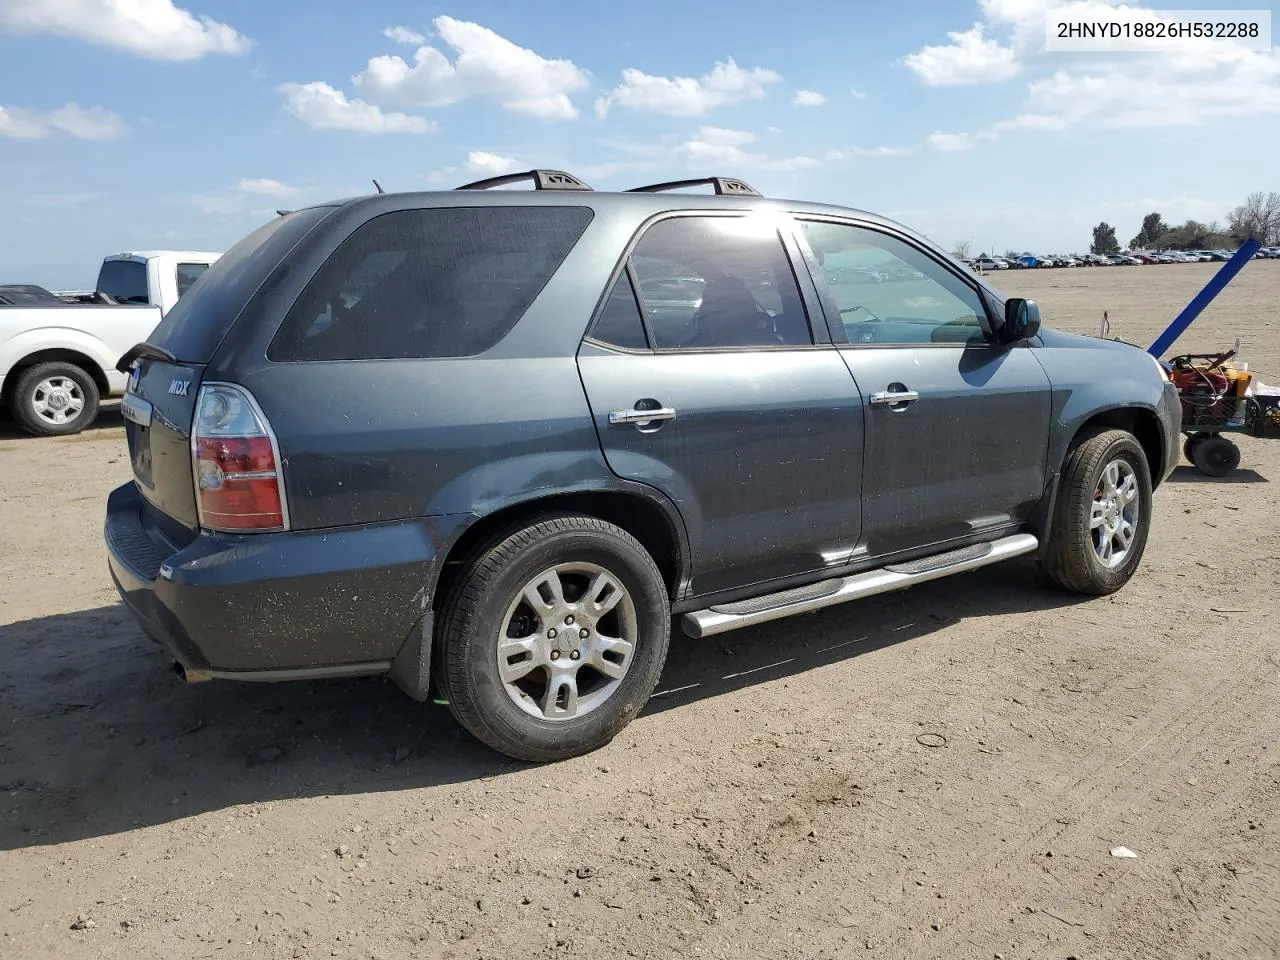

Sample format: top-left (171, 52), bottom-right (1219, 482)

top-left (105, 481), bottom-right (449, 673)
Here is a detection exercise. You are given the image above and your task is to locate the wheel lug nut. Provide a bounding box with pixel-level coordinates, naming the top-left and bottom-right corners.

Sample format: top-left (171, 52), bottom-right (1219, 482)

top-left (548, 628), bottom-right (558, 639)
top-left (570, 650), bottom-right (580, 661)
top-left (564, 615), bottom-right (575, 625)
top-left (579, 628), bottom-right (589, 639)
top-left (550, 651), bottom-right (560, 661)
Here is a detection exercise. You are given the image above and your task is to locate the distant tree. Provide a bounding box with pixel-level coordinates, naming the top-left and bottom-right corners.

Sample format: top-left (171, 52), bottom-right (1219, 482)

top-left (1003, 249), bottom-right (1020, 260)
top-left (952, 240), bottom-right (972, 258)
top-left (1158, 219), bottom-right (1235, 250)
top-left (1129, 212), bottom-right (1167, 250)
top-left (1090, 222), bottom-right (1120, 255)
top-left (1227, 191), bottom-right (1280, 245)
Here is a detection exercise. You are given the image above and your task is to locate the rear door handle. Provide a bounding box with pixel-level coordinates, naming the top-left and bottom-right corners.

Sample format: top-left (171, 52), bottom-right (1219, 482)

top-left (869, 389), bottom-right (920, 407)
top-left (609, 406), bottom-right (677, 425)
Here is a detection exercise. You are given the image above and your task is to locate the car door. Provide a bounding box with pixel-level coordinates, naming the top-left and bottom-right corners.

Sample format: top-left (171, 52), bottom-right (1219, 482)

top-left (793, 217), bottom-right (1053, 559)
top-left (576, 213), bottom-right (866, 597)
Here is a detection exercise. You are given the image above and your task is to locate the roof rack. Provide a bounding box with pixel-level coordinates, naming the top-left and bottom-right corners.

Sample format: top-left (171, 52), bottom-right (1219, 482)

top-left (455, 169), bottom-right (592, 192)
top-left (626, 177), bottom-right (760, 197)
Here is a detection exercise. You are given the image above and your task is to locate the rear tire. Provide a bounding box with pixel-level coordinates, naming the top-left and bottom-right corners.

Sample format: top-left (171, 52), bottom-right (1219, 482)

top-left (435, 514), bottom-right (671, 762)
top-left (1042, 429), bottom-right (1152, 596)
top-left (11, 362), bottom-right (100, 437)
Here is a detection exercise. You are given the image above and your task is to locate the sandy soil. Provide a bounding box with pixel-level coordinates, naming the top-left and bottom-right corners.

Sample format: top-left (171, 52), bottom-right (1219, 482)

top-left (1, 261), bottom-right (1278, 960)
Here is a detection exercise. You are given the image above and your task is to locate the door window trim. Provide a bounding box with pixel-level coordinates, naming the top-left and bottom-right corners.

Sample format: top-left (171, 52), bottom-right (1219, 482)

top-left (789, 214), bottom-right (1000, 350)
top-left (582, 209), bottom-right (835, 355)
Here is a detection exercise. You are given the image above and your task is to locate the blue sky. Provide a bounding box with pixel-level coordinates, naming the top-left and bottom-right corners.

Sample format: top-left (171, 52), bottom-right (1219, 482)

top-left (2, 0), bottom-right (1278, 287)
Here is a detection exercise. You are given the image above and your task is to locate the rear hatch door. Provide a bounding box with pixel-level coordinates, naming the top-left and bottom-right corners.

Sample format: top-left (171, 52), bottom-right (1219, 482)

top-left (121, 358), bottom-right (205, 530)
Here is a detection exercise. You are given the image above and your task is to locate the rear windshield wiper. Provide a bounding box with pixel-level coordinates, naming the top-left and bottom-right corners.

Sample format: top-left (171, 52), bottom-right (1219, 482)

top-left (116, 342), bottom-right (178, 373)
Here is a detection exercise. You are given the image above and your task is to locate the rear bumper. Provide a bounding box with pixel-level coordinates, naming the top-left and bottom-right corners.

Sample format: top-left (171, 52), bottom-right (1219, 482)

top-left (105, 482), bottom-right (465, 676)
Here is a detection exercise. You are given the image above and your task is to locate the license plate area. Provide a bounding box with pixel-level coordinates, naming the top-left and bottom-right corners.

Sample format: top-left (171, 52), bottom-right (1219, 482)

top-left (121, 393), bottom-right (153, 428)
top-left (122, 394), bottom-right (155, 488)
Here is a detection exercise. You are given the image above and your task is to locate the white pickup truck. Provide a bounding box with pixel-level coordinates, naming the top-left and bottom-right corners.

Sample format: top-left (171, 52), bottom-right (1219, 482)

top-left (1, 251), bottom-right (220, 436)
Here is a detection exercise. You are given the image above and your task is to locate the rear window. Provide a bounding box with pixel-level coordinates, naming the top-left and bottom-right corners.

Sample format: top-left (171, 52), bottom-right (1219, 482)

top-left (97, 259), bottom-right (149, 304)
top-left (146, 207), bottom-right (333, 363)
top-left (268, 206), bottom-right (594, 361)
top-left (175, 261), bottom-right (209, 298)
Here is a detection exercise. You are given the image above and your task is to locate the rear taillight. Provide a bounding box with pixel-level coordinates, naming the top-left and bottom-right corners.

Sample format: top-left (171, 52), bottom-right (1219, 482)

top-left (191, 383), bottom-right (289, 532)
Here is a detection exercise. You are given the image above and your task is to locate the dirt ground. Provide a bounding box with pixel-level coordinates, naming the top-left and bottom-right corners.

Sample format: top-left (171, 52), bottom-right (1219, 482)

top-left (2, 261), bottom-right (1278, 960)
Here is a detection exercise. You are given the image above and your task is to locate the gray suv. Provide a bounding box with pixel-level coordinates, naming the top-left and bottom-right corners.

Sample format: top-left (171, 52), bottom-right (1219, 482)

top-left (105, 170), bottom-right (1181, 761)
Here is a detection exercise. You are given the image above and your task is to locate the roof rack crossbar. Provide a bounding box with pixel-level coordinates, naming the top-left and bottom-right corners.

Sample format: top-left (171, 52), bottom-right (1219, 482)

top-left (455, 169), bottom-right (592, 192)
top-left (626, 177), bottom-right (761, 197)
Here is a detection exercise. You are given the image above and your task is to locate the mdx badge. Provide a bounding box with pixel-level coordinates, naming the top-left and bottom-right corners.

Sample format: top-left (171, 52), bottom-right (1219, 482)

top-left (169, 379), bottom-right (190, 397)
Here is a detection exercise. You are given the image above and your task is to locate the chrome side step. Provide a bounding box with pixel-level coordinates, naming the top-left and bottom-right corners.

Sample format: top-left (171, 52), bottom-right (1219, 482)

top-left (681, 533), bottom-right (1039, 638)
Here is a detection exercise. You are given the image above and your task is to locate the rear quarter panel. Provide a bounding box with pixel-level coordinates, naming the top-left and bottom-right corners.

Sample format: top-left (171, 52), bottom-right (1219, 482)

top-left (211, 196), bottom-right (684, 532)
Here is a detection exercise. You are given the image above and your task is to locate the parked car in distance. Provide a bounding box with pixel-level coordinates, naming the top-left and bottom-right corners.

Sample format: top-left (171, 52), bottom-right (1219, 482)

top-left (973, 256), bottom-right (1008, 270)
top-left (1, 250), bottom-right (220, 435)
top-left (104, 170), bottom-right (1181, 762)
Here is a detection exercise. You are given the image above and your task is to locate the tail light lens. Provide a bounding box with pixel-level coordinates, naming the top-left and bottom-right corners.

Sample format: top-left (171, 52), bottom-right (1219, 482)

top-left (191, 383), bottom-right (289, 532)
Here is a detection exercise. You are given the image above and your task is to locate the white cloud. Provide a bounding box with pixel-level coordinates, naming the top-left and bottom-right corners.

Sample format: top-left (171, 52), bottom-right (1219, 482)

top-left (905, 0), bottom-right (1280, 129)
top-left (902, 24), bottom-right (1019, 85)
top-left (826, 145), bottom-right (915, 159)
top-left (0, 0), bottom-right (250, 61)
top-left (0, 107), bottom-right (49, 139)
top-left (383, 25), bottom-right (426, 46)
top-left (466, 151), bottom-right (519, 174)
top-left (353, 16), bottom-right (588, 120)
top-left (595, 58), bottom-right (782, 117)
top-left (849, 89), bottom-right (869, 100)
top-left (792, 89), bottom-right (826, 107)
top-left (279, 82), bottom-right (435, 134)
top-left (925, 130), bottom-right (996, 151)
top-left (235, 178), bottom-right (298, 197)
top-left (0, 102), bottom-right (124, 140)
top-left (653, 126), bottom-right (818, 171)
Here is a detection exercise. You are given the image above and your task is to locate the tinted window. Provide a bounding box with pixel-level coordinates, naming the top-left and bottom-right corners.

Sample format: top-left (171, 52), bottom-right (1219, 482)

top-left (148, 206), bottom-right (333, 362)
top-left (270, 206), bottom-right (594, 362)
top-left (800, 221), bottom-right (989, 345)
top-left (175, 262), bottom-right (209, 298)
top-left (589, 272), bottom-right (648, 350)
top-left (96, 259), bottom-right (149, 304)
top-left (628, 217), bottom-right (811, 349)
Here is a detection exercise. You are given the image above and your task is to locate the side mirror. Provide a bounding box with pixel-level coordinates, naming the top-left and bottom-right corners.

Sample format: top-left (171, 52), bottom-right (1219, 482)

top-left (1000, 298), bottom-right (1041, 343)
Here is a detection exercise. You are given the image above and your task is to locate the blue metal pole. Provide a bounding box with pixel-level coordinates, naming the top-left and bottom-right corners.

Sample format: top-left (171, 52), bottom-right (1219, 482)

top-left (1148, 239), bottom-right (1262, 357)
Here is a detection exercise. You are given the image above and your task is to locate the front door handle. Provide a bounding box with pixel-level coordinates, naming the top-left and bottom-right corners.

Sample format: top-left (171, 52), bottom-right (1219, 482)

top-left (609, 406), bottom-right (677, 426)
top-left (869, 388), bottom-right (920, 408)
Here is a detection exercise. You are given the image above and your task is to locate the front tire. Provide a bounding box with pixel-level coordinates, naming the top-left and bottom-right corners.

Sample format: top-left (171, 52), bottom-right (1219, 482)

top-left (12, 361), bottom-right (100, 437)
top-left (435, 515), bottom-right (671, 762)
top-left (1042, 429), bottom-right (1153, 595)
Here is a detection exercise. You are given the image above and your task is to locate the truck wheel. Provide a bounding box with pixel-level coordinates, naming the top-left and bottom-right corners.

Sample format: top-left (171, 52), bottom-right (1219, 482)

top-left (435, 515), bottom-right (671, 762)
top-left (1191, 435), bottom-right (1240, 477)
top-left (1042, 429), bottom-right (1153, 596)
top-left (11, 362), bottom-right (101, 437)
